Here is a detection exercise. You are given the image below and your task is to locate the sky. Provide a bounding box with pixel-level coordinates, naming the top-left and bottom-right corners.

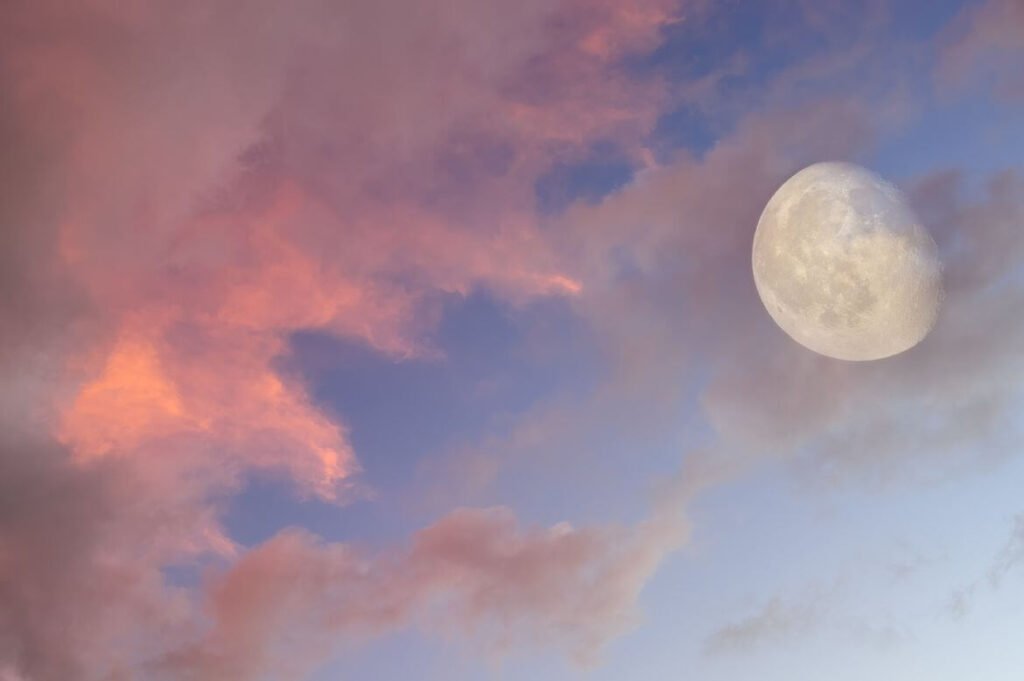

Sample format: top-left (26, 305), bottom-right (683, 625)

top-left (1, 0), bottom-right (1023, 679)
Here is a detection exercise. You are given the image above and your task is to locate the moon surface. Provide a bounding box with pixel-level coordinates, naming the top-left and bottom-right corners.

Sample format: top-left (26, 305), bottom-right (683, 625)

top-left (752, 162), bottom-right (942, 361)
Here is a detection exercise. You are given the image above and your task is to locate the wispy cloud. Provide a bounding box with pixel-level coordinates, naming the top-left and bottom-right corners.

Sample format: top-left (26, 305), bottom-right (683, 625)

top-left (946, 514), bottom-right (1024, 622)
top-left (938, 0), bottom-right (1024, 99)
top-left (704, 596), bottom-right (826, 657)
top-left (989, 515), bottom-right (1024, 588)
top-left (704, 583), bottom-right (908, 658)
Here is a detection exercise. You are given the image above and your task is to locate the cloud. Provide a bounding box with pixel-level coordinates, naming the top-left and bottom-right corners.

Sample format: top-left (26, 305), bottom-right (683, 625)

top-left (703, 585), bottom-right (907, 658)
top-left (704, 596), bottom-right (824, 657)
top-left (989, 515), bottom-right (1024, 588)
top-left (0, 432), bottom-right (212, 678)
top-left (938, 0), bottom-right (1024, 99)
top-left (156, 504), bottom-right (687, 680)
top-left (10, 0), bottom-right (680, 505)
top-left (946, 514), bottom-right (1024, 622)
top-left (0, 0), bottom-right (688, 678)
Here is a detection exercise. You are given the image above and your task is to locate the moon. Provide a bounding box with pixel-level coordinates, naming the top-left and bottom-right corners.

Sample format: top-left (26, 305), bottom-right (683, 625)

top-left (752, 162), bottom-right (942, 361)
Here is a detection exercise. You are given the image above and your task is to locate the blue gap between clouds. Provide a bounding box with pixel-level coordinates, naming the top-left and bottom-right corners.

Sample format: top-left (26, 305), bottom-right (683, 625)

top-left (638, 0), bottom-right (826, 161)
top-left (222, 290), bottom-right (599, 547)
top-left (643, 0), bottom-right (970, 85)
top-left (640, 0), bottom-right (972, 161)
top-left (533, 0), bottom-right (948, 204)
top-left (534, 139), bottom-right (635, 215)
top-left (872, 95), bottom-right (1024, 187)
top-left (650, 105), bottom-right (718, 161)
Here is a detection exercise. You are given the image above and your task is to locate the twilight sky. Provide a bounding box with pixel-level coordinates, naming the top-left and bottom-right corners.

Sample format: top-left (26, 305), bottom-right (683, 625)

top-left (2, 1), bottom-right (1024, 679)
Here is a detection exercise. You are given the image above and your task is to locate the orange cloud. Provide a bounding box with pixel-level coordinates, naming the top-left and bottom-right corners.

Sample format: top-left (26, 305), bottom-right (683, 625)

top-left (56, 174), bottom-right (588, 499)
top-left (61, 327), bottom-right (191, 460)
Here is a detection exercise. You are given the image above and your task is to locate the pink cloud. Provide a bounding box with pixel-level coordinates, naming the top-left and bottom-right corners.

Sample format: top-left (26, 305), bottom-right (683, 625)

top-left (160, 505), bottom-right (686, 679)
top-left (0, 0), bottom-right (684, 678)
top-left (31, 0), bottom-right (671, 505)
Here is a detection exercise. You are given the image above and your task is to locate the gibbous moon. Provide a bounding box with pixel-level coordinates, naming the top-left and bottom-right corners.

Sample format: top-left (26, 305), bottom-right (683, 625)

top-left (752, 162), bottom-right (942, 361)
